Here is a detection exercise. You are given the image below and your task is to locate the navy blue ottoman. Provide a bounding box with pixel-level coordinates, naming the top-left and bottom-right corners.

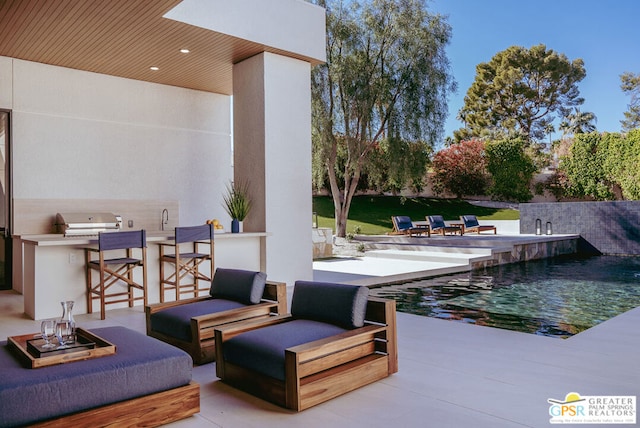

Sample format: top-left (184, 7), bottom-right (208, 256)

top-left (0, 326), bottom-right (198, 427)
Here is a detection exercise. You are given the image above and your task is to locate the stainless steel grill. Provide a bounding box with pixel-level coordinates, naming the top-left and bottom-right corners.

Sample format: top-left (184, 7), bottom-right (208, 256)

top-left (56, 212), bottom-right (121, 237)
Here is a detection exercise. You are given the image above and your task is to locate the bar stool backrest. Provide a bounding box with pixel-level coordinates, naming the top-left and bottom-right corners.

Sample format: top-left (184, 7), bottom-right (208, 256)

top-left (175, 224), bottom-right (214, 245)
top-left (98, 230), bottom-right (147, 251)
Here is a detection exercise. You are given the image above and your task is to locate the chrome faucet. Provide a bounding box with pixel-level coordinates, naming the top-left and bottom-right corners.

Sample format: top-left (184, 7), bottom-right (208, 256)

top-left (161, 209), bottom-right (169, 231)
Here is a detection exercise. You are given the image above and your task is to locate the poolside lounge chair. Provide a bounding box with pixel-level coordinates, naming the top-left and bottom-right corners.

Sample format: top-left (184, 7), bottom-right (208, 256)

top-left (460, 215), bottom-right (497, 235)
top-left (426, 215), bottom-right (462, 236)
top-left (390, 216), bottom-right (430, 236)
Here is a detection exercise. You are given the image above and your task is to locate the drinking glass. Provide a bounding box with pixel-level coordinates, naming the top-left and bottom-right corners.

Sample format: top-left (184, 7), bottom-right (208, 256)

top-left (40, 319), bottom-right (57, 349)
top-left (55, 320), bottom-right (74, 347)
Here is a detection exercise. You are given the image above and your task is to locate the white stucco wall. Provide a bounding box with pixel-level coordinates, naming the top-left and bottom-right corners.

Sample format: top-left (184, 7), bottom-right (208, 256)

top-left (4, 57), bottom-right (232, 226)
top-left (233, 52), bottom-right (313, 288)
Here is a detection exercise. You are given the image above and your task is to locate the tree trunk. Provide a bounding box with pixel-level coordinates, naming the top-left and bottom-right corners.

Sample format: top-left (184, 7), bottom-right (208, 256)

top-left (328, 161), bottom-right (361, 238)
top-left (335, 206), bottom-right (348, 237)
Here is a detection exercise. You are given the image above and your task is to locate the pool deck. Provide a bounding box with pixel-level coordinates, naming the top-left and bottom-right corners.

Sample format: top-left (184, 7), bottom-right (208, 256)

top-left (1, 231), bottom-right (639, 427)
top-left (313, 232), bottom-right (580, 286)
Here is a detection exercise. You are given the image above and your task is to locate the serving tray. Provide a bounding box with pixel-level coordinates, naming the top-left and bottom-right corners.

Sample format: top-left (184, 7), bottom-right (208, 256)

top-left (7, 328), bottom-right (116, 369)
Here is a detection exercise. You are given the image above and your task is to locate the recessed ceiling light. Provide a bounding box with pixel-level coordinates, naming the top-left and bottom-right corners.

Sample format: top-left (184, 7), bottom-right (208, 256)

top-left (180, 48), bottom-right (190, 54)
top-left (150, 66), bottom-right (159, 71)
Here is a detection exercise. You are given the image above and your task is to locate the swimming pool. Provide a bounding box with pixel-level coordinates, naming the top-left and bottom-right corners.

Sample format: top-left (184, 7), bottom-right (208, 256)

top-left (370, 255), bottom-right (640, 338)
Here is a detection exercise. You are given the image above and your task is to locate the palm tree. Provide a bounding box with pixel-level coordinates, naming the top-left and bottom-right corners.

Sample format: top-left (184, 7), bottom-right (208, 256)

top-left (544, 122), bottom-right (555, 146)
top-left (560, 108), bottom-right (597, 135)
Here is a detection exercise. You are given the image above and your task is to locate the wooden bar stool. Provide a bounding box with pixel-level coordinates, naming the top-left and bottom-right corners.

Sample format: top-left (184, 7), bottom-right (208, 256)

top-left (159, 224), bottom-right (214, 302)
top-left (85, 230), bottom-right (148, 320)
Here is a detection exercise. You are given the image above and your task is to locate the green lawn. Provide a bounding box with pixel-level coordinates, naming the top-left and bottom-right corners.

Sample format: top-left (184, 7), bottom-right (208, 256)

top-left (313, 195), bottom-right (519, 235)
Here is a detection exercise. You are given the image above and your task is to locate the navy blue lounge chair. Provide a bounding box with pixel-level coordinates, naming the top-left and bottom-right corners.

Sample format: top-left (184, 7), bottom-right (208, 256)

top-left (427, 215), bottom-right (462, 236)
top-left (460, 215), bottom-right (497, 234)
top-left (215, 280), bottom-right (398, 411)
top-left (391, 215), bottom-right (429, 236)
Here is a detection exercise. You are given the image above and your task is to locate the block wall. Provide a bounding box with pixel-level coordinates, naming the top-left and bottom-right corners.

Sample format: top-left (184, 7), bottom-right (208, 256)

top-left (520, 201), bottom-right (640, 255)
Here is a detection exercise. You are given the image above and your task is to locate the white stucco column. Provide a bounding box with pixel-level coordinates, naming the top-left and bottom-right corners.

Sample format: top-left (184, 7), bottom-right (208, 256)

top-left (233, 52), bottom-right (313, 289)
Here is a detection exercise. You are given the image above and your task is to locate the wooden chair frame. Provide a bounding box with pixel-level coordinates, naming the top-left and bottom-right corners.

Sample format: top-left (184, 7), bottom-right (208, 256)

top-left (146, 281), bottom-right (287, 365)
top-left (159, 224), bottom-right (215, 302)
top-left (214, 297), bottom-right (398, 411)
top-left (86, 231), bottom-right (148, 320)
top-left (390, 216), bottom-right (430, 237)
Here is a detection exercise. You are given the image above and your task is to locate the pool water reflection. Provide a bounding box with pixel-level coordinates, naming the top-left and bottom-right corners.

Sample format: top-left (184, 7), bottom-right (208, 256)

top-left (370, 255), bottom-right (640, 338)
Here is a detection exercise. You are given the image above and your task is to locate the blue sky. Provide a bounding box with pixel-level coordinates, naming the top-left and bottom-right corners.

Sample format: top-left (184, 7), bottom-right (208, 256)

top-left (429, 0), bottom-right (640, 145)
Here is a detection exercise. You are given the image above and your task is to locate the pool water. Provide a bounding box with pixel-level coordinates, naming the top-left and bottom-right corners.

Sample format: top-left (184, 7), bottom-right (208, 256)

top-left (370, 255), bottom-right (640, 338)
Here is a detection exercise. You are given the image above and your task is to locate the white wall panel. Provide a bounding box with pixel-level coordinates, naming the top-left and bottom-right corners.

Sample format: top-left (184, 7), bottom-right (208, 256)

top-left (11, 59), bottom-right (232, 226)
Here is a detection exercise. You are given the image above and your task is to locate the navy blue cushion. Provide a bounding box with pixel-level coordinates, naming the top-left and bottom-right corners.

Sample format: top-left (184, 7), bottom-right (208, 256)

top-left (209, 268), bottom-right (266, 305)
top-left (428, 215), bottom-right (446, 229)
top-left (150, 298), bottom-right (247, 342)
top-left (461, 215), bottom-right (480, 228)
top-left (0, 326), bottom-right (191, 427)
top-left (223, 319), bottom-right (347, 381)
top-left (394, 216), bottom-right (413, 231)
top-left (291, 281), bottom-right (369, 329)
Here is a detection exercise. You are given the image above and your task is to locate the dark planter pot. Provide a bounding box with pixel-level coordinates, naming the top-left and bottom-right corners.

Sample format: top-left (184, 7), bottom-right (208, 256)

top-left (231, 218), bottom-right (240, 233)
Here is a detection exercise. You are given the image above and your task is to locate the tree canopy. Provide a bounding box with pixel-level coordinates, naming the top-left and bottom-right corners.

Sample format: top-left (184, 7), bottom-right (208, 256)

top-left (311, 0), bottom-right (454, 236)
top-left (456, 44), bottom-right (586, 143)
top-left (365, 137), bottom-right (432, 194)
top-left (620, 71), bottom-right (640, 131)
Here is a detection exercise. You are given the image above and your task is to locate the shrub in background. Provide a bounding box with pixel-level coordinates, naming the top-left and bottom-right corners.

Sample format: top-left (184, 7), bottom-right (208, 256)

top-left (431, 139), bottom-right (489, 198)
top-left (486, 138), bottom-right (537, 202)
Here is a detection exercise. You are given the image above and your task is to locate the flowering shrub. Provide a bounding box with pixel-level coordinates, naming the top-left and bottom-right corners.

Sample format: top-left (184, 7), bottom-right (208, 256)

top-left (431, 139), bottom-right (490, 198)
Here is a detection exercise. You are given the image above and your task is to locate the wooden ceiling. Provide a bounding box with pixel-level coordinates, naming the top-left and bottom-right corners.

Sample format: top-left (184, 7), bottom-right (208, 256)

top-left (0, 0), bottom-right (313, 95)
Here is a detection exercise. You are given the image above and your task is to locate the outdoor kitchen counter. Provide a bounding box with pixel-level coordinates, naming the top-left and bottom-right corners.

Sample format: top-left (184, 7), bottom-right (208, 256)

top-left (15, 232), bottom-right (269, 319)
top-left (18, 231), bottom-right (267, 246)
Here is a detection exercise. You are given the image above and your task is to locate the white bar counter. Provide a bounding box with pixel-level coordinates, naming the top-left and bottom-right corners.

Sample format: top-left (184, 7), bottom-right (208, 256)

top-left (15, 231), bottom-right (268, 320)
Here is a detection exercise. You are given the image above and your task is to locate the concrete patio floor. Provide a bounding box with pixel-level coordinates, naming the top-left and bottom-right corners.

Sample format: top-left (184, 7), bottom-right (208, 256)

top-left (1, 279), bottom-right (638, 427)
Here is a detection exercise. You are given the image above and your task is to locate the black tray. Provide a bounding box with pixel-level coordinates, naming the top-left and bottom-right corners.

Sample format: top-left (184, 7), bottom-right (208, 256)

top-left (26, 335), bottom-right (96, 358)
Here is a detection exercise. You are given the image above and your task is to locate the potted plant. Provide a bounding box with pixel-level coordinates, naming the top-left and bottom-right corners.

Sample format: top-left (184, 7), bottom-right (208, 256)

top-left (222, 180), bottom-right (252, 233)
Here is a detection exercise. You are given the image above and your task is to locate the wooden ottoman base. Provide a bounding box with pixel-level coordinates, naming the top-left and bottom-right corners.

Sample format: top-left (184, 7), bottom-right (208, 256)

top-left (31, 381), bottom-right (200, 428)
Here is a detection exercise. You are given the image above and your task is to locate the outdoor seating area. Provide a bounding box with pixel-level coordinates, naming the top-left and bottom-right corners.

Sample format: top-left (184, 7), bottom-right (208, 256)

top-left (390, 215), bottom-right (498, 237)
top-left (0, 275), bottom-right (397, 425)
top-left (1, 284), bottom-right (638, 427)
